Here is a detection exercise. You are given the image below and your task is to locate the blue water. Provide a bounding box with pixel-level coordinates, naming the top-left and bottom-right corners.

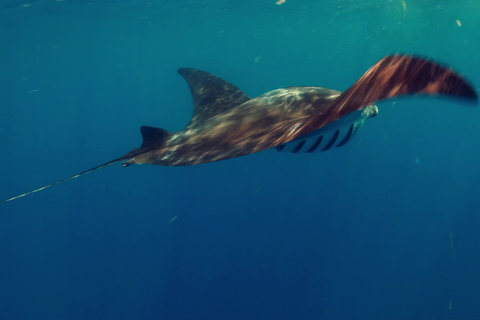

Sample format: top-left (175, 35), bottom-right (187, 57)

top-left (1, 0), bottom-right (480, 319)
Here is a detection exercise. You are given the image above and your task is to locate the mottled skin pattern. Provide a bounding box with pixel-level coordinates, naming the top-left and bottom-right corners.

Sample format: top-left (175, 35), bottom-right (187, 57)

top-left (124, 54), bottom-right (478, 166)
top-left (178, 68), bottom-right (251, 126)
top-left (2, 54), bottom-right (478, 203)
top-left (126, 87), bottom-right (342, 166)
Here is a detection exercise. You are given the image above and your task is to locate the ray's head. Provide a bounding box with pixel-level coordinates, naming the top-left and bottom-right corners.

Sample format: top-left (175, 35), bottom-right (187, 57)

top-left (365, 104), bottom-right (378, 118)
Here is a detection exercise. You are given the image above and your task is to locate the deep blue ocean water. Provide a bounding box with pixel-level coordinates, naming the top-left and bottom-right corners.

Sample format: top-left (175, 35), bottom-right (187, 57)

top-left (1, 0), bottom-right (480, 319)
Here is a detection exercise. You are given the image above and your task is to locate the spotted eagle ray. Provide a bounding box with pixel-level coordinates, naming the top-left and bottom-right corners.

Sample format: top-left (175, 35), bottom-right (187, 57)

top-left (2, 54), bottom-right (478, 203)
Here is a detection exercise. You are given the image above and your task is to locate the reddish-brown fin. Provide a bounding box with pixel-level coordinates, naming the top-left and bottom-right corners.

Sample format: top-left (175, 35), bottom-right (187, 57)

top-left (301, 54), bottom-right (478, 133)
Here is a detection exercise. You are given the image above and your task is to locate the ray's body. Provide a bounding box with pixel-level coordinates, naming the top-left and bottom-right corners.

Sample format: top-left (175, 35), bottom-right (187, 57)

top-left (2, 54), bottom-right (478, 203)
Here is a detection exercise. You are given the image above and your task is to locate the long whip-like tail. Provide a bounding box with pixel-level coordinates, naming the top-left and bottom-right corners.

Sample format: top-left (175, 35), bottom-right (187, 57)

top-left (1, 157), bottom-right (128, 204)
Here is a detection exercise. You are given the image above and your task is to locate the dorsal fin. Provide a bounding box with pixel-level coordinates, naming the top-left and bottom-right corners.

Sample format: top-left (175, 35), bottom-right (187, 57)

top-left (140, 125), bottom-right (171, 149)
top-left (177, 68), bottom-right (251, 127)
top-left (0, 127), bottom-right (169, 204)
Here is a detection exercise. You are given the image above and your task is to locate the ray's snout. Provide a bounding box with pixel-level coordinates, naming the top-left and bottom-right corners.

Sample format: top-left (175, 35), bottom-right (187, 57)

top-left (366, 104), bottom-right (378, 118)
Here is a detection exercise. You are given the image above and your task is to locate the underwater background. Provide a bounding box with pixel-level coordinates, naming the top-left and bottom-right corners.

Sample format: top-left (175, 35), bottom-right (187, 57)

top-left (1, 0), bottom-right (480, 319)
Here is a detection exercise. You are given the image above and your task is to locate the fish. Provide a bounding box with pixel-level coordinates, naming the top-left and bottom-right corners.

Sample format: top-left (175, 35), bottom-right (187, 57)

top-left (2, 54), bottom-right (478, 203)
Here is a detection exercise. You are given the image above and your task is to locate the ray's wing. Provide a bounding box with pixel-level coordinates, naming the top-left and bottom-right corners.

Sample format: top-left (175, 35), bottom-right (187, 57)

top-left (300, 54), bottom-right (478, 133)
top-left (178, 68), bottom-right (251, 128)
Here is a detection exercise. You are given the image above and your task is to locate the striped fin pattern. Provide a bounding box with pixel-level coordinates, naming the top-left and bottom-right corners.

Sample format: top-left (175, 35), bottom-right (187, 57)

top-left (276, 105), bottom-right (377, 153)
